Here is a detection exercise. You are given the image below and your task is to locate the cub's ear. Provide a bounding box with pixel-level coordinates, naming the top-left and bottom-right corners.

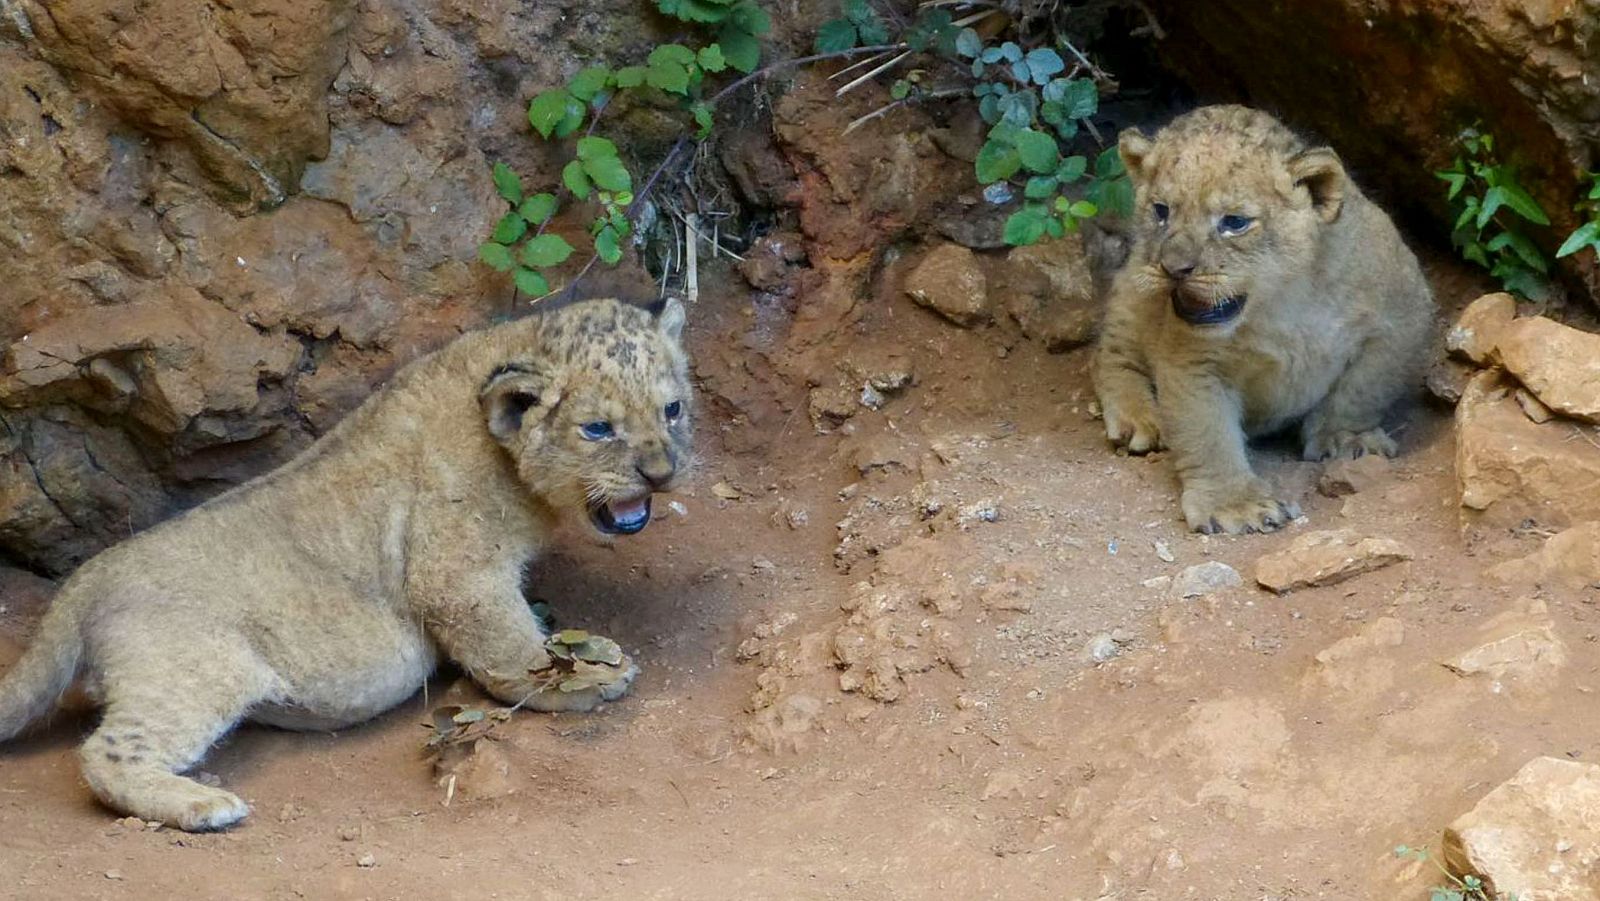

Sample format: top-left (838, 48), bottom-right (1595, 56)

top-left (479, 363), bottom-right (558, 444)
top-left (657, 296), bottom-right (686, 342)
top-left (1287, 147), bottom-right (1347, 223)
top-left (1118, 128), bottom-right (1154, 178)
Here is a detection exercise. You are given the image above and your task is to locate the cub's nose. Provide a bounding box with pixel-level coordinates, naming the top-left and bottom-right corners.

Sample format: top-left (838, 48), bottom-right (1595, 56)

top-left (637, 449), bottom-right (677, 490)
top-left (1162, 260), bottom-right (1197, 280)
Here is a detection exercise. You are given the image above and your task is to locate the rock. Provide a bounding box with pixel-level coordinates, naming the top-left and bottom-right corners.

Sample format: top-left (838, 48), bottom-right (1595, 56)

top-left (1442, 597), bottom-right (1566, 689)
top-left (1445, 292), bottom-right (1516, 365)
top-left (433, 737), bottom-right (517, 803)
top-left (999, 235), bottom-right (1098, 351)
top-left (1307, 616), bottom-right (1405, 693)
top-left (1317, 454), bottom-right (1393, 498)
top-left (1443, 756), bottom-right (1600, 901)
top-left (1173, 561), bottom-right (1243, 598)
top-left (1426, 358), bottom-right (1474, 406)
top-left (1146, 1), bottom-right (1600, 307)
top-left (1253, 530), bottom-right (1413, 593)
top-left (1489, 522), bottom-right (1600, 587)
top-left (1085, 632), bottom-right (1122, 663)
top-left (1514, 388), bottom-right (1556, 424)
top-left (903, 243), bottom-right (988, 327)
top-left (1456, 371), bottom-right (1600, 529)
top-left (807, 385), bottom-right (859, 432)
top-left (1497, 316), bottom-right (1600, 424)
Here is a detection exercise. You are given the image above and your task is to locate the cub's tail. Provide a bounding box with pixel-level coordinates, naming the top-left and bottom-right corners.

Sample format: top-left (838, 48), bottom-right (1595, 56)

top-left (0, 591), bottom-right (86, 742)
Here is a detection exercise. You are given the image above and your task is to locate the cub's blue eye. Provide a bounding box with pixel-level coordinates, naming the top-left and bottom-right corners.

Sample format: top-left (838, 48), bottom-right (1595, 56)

top-left (1153, 202), bottom-right (1170, 224)
top-left (664, 400), bottom-right (682, 422)
top-left (1218, 214), bottom-right (1254, 235)
top-left (579, 421), bottom-right (614, 441)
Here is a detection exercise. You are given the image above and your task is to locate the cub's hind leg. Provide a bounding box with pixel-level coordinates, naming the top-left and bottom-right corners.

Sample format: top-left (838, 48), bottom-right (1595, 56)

top-left (1301, 329), bottom-right (1422, 462)
top-left (79, 637), bottom-right (276, 831)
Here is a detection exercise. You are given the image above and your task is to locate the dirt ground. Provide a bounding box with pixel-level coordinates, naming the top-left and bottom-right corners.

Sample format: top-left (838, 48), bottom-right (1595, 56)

top-left (3, 251), bottom-right (1598, 901)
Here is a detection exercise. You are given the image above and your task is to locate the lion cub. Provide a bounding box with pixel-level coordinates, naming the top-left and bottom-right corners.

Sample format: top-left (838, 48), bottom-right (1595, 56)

top-left (0, 297), bottom-right (692, 830)
top-left (1093, 105), bottom-right (1433, 534)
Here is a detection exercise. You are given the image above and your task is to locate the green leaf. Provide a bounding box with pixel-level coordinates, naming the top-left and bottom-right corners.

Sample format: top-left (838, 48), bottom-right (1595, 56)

top-left (647, 60), bottom-right (691, 94)
top-left (520, 193), bottom-right (558, 225)
top-left (856, 17), bottom-right (889, 45)
top-left (890, 79), bottom-right (910, 100)
top-left (718, 24), bottom-right (761, 72)
top-left (492, 212), bottom-right (528, 244)
top-left (1010, 60), bottom-right (1032, 83)
top-left (1014, 128), bottom-right (1059, 174)
top-left (1060, 78), bottom-right (1098, 120)
top-left (1024, 176), bottom-right (1058, 199)
top-left (595, 225), bottom-right (623, 264)
top-left (998, 41), bottom-right (1022, 63)
top-left (491, 162), bottom-right (522, 204)
top-left (1094, 145), bottom-right (1124, 178)
top-left (563, 159), bottom-right (592, 198)
top-left (692, 102), bottom-right (714, 139)
top-left (1477, 186), bottom-right (1506, 229)
top-left (1455, 195), bottom-right (1481, 231)
top-left (1057, 154), bottom-right (1088, 183)
top-left (1556, 220), bottom-right (1600, 258)
top-left (1003, 207), bottom-right (1049, 245)
top-left (582, 154), bottom-right (632, 192)
top-left (528, 89), bottom-right (573, 139)
top-left (1498, 265), bottom-right (1548, 300)
top-left (815, 18), bottom-right (858, 53)
top-left (1462, 241), bottom-right (1489, 267)
top-left (1023, 48), bottom-right (1064, 84)
top-left (656, 0), bottom-right (735, 23)
top-left (730, 1), bottom-right (771, 36)
top-left (522, 234), bottom-right (575, 268)
top-left (1068, 200), bottom-right (1098, 218)
top-left (1044, 216), bottom-right (1065, 238)
top-left (568, 66), bottom-right (610, 102)
top-left (478, 242), bottom-right (515, 272)
top-left (697, 44), bottom-right (727, 72)
top-left (1498, 184), bottom-right (1550, 225)
top-left (576, 136), bottom-right (619, 161)
top-left (615, 66), bottom-right (648, 89)
top-left (977, 95), bottom-right (1000, 124)
top-left (974, 141), bottom-right (1021, 184)
top-left (514, 267), bottom-right (550, 296)
top-left (955, 27), bottom-right (982, 58)
top-left (1437, 171), bottom-right (1466, 201)
top-left (648, 44), bottom-right (697, 66)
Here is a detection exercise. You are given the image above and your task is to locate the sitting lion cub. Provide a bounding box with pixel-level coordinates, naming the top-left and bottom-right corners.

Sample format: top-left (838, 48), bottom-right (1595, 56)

top-left (0, 296), bottom-right (691, 830)
top-left (1093, 105), bottom-right (1433, 534)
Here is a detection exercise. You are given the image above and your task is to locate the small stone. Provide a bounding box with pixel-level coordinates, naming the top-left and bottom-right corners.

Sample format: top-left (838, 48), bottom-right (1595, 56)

top-left (903, 243), bottom-right (988, 327)
top-left (1141, 575), bottom-right (1173, 591)
top-left (337, 824), bottom-right (361, 842)
top-left (1153, 539), bottom-right (1175, 563)
top-left (1443, 597), bottom-right (1567, 690)
top-left (1086, 632), bottom-right (1121, 662)
top-left (1173, 561), bottom-right (1242, 598)
top-left (957, 500), bottom-right (1000, 527)
top-left (1489, 521), bottom-right (1600, 587)
top-left (1426, 358), bottom-right (1474, 406)
top-left (105, 870), bottom-right (124, 881)
top-left (1445, 291), bottom-right (1515, 365)
top-left (1254, 530), bottom-right (1412, 593)
top-left (1514, 388), bottom-right (1555, 424)
top-left (1317, 454), bottom-right (1393, 497)
top-left (356, 853), bottom-right (377, 868)
top-left (1444, 756), bottom-right (1600, 901)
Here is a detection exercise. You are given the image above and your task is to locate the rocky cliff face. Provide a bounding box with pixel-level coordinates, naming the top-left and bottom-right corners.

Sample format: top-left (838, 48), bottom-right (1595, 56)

top-left (0, 0), bottom-right (659, 574)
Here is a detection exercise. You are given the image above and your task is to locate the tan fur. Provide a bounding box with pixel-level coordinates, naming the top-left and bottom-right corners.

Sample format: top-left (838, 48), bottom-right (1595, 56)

top-left (1092, 106), bottom-right (1434, 533)
top-left (0, 297), bottom-right (693, 830)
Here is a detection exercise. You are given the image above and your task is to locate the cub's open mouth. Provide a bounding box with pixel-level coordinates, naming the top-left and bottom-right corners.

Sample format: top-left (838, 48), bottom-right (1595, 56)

top-left (589, 495), bottom-right (652, 535)
top-left (1171, 292), bottom-right (1247, 326)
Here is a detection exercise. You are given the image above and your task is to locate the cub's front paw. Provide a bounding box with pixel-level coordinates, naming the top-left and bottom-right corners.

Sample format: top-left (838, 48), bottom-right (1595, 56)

top-left (520, 631), bottom-right (638, 713)
top-left (1302, 426), bottom-right (1397, 462)
top-left (1182, 483), bottom-right (1301, 535)
top-left (1100, 397), bottom-right (1163, 455)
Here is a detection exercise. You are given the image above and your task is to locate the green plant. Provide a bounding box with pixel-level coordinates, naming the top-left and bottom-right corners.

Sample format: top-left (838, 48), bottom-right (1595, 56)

top-left (1435, 127), bottom-right (1552, 299)
top-left (814, 2), bottom-right (1132, 246)
top-left (479, 0), bottom-right (780, 299)
top-left (1394, 844), bottom-right (1519, 901)
top-left (1554, 170), bottom-right (1600, 262)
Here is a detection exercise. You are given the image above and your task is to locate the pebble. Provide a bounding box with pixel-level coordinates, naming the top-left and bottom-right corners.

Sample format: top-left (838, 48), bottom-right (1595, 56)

top-left (1172, 561), bottom-right (1242, 599)
top-left (356, 853), bottom-right (377, 868)
top-left (1086, 633), bottom-right (1121, 662)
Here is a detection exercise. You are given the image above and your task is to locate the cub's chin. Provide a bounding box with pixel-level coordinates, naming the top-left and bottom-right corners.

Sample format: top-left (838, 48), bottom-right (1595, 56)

top-left (1172, 290), bottom-right (1247, 326)
top-left (588, 495), bottom-right (652, 535)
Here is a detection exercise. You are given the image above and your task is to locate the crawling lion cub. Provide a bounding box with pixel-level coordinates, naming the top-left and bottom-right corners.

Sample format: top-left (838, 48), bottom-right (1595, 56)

top-left (0, 297), bottom-right (691, 830)
top-left (1093, 105), bottom-right (1433, 534)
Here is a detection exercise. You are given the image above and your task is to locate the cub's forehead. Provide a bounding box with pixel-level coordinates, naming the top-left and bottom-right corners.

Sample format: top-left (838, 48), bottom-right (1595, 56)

top-left (1144, 138), bottom-right (1291, 205)
top-left (538, 301), bottom-right (685, 385)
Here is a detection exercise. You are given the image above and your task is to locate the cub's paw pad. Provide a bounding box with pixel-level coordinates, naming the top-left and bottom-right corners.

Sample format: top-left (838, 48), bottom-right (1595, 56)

top-left (1303, 427), bottom-right (1397, 462)
top-left (1184, 489), bottom-right (1301, 535)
